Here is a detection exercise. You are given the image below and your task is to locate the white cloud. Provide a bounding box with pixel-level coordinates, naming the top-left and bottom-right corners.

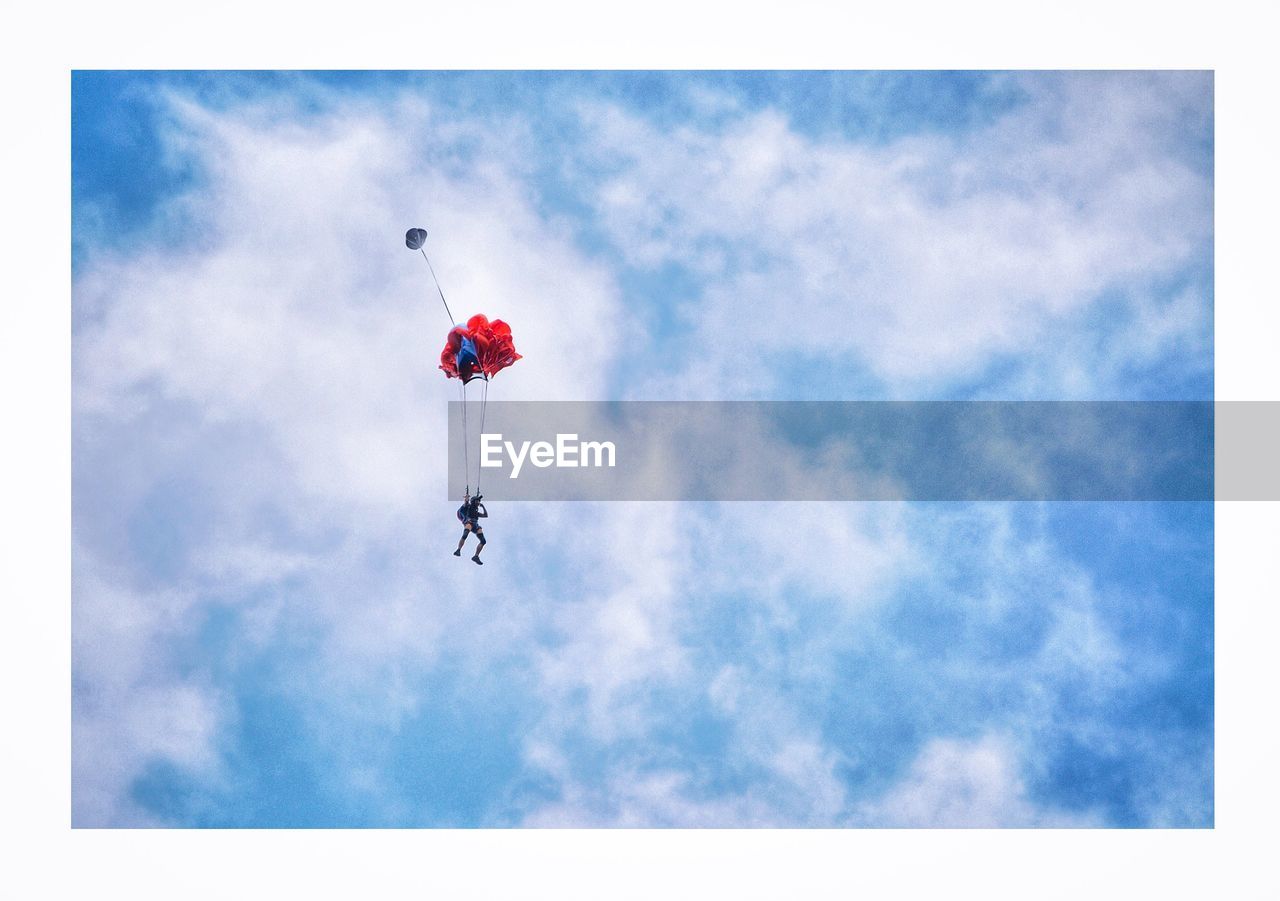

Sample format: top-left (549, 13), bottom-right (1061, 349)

top-left (857, 733), bottom-right (1100, 827)
top-left (72, 545), bottom-right (227, 826)
top-left (72, 87), bottom-right (631, 823)
top-left (578, 72), bottom-right (1211, 398)
top-left (75, 88), bottom-right (624, 510)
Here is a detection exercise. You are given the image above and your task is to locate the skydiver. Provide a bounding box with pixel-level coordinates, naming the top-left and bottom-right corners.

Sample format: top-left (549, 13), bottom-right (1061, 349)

top-left (453, 493), bottom-right (488, 564)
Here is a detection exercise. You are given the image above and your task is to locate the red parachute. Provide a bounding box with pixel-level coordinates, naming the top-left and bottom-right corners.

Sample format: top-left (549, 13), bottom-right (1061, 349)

top-left (439, 314), bottom-right (522, 384)
top-left (407, 226), bottom-right (524, 502)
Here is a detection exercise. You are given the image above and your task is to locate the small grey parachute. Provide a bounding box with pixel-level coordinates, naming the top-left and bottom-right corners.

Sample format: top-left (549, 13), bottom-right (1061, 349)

top-left (405, 227), bottom-right (428, 250)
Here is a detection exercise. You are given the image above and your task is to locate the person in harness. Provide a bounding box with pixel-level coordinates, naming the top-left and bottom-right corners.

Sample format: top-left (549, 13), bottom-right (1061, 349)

top-left (453, 493), bottom-right (488, 564)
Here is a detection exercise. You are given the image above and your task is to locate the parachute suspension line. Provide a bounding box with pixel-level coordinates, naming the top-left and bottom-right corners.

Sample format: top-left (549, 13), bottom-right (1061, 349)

top-left (475, 377), bottom-right (490, 495)
top-left (418, 248), bottom-right (455, 326)
top-left (459, 378), bottom-right (470, 497)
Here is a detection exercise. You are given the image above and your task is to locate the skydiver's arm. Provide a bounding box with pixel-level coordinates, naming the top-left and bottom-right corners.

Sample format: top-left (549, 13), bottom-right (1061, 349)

top-left (476, 504), bottom-right (488, 518)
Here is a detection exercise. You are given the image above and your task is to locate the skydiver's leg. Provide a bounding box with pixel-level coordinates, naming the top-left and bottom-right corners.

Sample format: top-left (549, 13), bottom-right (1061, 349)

top-left (471, 528), bottom-right (486, 564)
top-left (455, 524), bottom-right (471, 555)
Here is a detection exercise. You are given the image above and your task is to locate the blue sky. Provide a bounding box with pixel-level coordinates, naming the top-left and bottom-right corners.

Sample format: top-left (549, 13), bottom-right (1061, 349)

top-left (71, 71), bottom-right (1213, 827)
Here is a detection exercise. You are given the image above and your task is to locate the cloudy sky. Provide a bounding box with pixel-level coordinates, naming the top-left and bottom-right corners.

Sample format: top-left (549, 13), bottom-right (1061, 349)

top-left (71, 71), bottom-right (1213, 827)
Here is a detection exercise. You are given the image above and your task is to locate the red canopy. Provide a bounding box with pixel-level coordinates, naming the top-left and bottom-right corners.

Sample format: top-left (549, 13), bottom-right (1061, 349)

top-left (439, 313), bottom-right (522, 382)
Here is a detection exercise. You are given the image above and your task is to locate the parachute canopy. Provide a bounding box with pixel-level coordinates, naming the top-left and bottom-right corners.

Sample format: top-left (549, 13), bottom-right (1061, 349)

top-left (405, 227), bottom-right (429, 250)
top-left (440, 314), bottom-right (522, 383)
